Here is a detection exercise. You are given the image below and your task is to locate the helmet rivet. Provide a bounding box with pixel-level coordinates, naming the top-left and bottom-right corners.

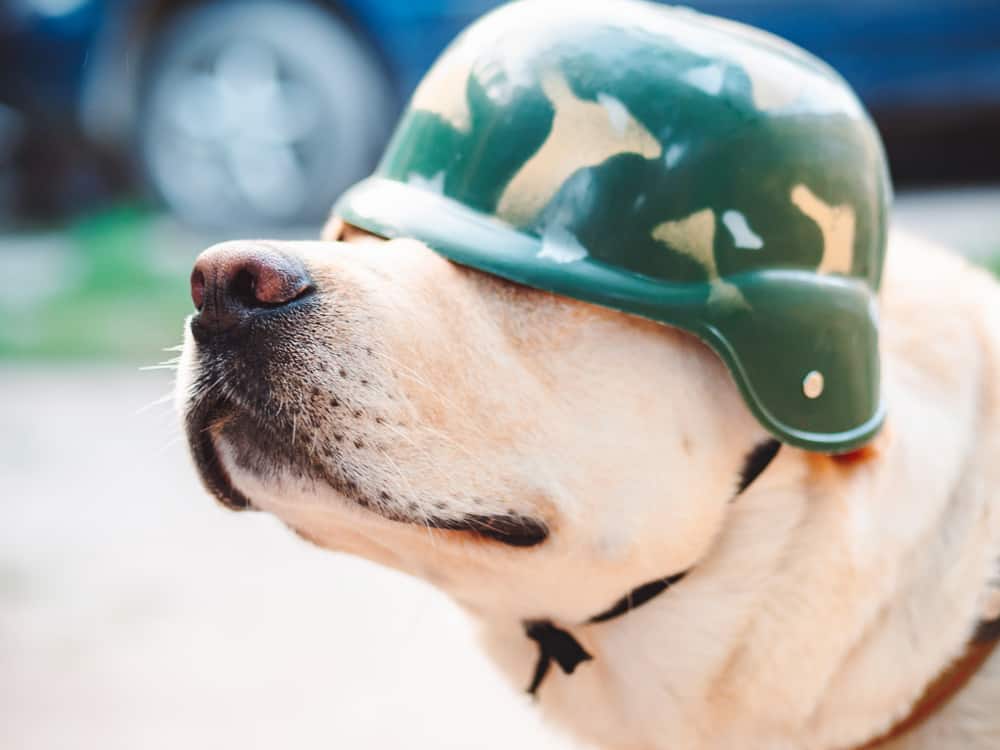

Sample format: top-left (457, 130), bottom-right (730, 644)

top-left (803, 371), bottom-right (825, 399)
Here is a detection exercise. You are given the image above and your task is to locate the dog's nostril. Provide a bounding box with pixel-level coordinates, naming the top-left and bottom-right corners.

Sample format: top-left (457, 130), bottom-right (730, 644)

top-left (230, 268), bottom-right (260, 309)
top-left (190, 268), bottom-right (206, 311)
top-left (232, 259), bottom-right (312, 308)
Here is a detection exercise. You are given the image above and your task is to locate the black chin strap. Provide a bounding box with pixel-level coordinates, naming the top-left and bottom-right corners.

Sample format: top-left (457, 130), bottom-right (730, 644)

top-left (975, 610), bottom-right (1000, 645)
top-left (524, 571), bottom-right (687, 694)
top-left (523, 439), bottom-right (782, 696)
top-left (523, 621), bottom-right (594, 695)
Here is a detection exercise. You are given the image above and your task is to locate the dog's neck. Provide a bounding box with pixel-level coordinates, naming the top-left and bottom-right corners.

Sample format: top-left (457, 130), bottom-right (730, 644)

top-left (514, 433), bottom-right (1000, 748)
top-left (520, 440), bottom-right (781, 697)
top-left (477, 422), bottom-right (1000, 750)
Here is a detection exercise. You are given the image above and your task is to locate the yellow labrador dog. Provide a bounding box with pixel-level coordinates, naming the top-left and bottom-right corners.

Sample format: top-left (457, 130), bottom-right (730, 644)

top-left (177, 221), bottom-right (1000, 750)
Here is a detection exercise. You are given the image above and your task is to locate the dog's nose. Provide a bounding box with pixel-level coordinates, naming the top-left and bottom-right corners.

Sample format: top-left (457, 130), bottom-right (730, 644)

top-left (190, 243), bottom-right (313, 336)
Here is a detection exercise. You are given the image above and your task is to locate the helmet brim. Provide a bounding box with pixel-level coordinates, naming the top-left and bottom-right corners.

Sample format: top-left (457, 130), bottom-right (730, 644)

top-left (335, 176), bottom-right (884, 453)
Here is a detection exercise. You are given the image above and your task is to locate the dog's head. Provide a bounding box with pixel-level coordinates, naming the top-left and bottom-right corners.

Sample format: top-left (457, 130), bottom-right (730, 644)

top-left (177, 224), bottom-right (774, 622)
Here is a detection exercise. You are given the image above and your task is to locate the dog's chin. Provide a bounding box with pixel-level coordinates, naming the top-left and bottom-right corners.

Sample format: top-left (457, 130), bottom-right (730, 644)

top-left (183, 397), bottom-right (550, 548)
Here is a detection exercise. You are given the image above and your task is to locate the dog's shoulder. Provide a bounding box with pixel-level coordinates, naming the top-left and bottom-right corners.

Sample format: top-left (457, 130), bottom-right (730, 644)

top-left (883, 229), bottom-right (1000, 327)
top-left (881, 228), bottom-right (1000, 397)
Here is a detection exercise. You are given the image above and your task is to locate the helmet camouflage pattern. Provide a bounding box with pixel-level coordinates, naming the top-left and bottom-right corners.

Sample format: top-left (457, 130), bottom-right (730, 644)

top-left (335, 0), bottom-right (891, 452)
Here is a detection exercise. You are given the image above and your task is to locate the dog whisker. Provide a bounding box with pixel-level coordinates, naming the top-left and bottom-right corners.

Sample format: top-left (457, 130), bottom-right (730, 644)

top-left (139, 355), bottom-right (181, 372)
top-left (135, 390), bottom-right (177, 416)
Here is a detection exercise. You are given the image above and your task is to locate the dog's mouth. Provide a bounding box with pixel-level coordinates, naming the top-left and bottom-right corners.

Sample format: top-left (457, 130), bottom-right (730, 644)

top-left (426, 514), bottom-right (549, 547)
top-left (186, 398), bottom-right (255, 511)
top-left (184, 396), bottom-right (549, 547)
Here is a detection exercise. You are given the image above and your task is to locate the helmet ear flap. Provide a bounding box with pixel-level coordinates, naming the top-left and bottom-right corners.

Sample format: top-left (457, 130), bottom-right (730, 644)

top-left (700, 272), bottom-right (883, 452)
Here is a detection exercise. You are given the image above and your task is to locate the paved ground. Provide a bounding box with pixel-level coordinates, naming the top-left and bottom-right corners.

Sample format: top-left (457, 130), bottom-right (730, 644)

top-left (0, 367), bottom-right (579, 750)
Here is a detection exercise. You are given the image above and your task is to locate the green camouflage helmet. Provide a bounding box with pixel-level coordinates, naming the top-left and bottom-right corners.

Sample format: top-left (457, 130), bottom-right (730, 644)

top-left (335, 0), bottom-right (891, 452)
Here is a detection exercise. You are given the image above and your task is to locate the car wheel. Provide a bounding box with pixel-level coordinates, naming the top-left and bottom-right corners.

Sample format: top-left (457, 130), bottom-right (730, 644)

top-left (138, 0), bottom-right (395, 229)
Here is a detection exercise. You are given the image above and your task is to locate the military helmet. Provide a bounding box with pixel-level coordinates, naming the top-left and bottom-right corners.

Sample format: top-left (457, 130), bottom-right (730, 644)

top-left (335, 0), bottom-right (891, 452)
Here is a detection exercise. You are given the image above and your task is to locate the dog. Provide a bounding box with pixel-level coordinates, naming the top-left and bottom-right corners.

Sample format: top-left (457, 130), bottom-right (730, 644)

top-left (178, 218), bottom-right (1000, 749)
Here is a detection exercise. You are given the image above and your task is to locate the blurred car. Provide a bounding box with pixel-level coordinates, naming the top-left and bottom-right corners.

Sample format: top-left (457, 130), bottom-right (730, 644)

top-left (0, 0), bottom-right (495, 227)
top-left (1, 0), bottom-right (999, 228)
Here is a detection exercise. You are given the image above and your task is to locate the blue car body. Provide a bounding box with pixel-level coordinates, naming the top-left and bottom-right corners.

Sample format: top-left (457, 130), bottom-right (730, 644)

top-left (4, 0), bottom-right (1000, 116)
top-left (1, 0), bottom-right (998, 207)
top-left (339, 0), bottom-right (1000, 112)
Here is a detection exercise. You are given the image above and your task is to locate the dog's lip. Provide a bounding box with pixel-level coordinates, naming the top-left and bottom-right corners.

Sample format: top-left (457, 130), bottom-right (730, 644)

top-left (185, 399), bottom-right (255, 512)
top-left (423, 514), bottom-right (549, 548)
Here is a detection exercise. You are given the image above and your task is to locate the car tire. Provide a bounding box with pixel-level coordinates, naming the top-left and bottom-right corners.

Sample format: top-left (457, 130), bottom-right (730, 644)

top-left (137, 0), bottom-right (395, 229)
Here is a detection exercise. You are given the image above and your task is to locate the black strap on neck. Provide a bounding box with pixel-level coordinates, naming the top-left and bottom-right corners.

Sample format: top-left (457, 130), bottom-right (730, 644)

top-left (524, 620), bottom-right (594, 695)
top-left (524, 571), bottom-right (687, 695)
top-left (588, 571), bottom-right (689, 624)
top-left (974, 613), bottom-right (1000, 645)
top-left (523, 440), bottom-right (782, 696)
top-left (736, 439), bottom-right (781, 496)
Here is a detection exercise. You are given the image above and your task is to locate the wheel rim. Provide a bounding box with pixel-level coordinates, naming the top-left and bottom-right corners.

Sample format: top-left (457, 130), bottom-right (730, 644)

top-left (147, 38), bottom-right (334, 225)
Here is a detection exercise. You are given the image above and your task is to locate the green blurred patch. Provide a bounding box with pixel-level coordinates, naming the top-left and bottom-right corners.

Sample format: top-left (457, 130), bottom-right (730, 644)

top-left (983, 251), bottom-right (1000, 279)
top-left (0, 206), bottom-right (198, 362)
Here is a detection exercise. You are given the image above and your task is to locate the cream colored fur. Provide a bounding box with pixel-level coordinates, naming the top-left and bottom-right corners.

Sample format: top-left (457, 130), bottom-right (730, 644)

top-left (178, 225), bottom-right (1000, 750)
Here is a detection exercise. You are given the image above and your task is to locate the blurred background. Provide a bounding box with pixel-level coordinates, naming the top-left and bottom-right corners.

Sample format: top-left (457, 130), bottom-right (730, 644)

top-left (1, 1), bottom-right (999, 748)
